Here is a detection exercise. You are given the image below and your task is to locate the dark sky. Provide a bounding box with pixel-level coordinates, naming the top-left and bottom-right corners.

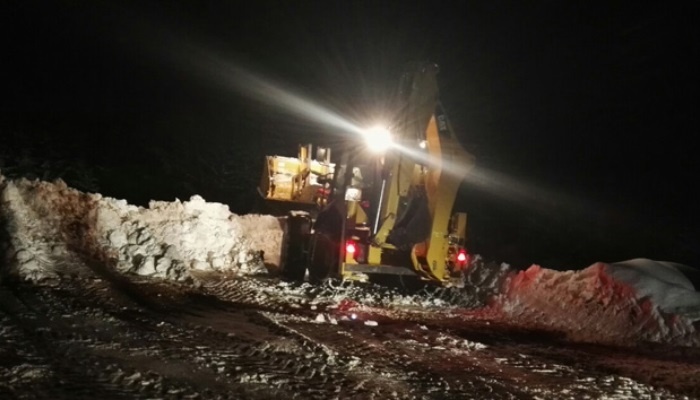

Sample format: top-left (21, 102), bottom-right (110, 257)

top-left (2, 1), bottom-right (698, 268)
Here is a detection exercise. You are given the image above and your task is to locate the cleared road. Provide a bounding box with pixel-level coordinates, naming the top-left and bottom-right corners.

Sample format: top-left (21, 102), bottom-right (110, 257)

top-left (1, 272), bottom-right (698, 399)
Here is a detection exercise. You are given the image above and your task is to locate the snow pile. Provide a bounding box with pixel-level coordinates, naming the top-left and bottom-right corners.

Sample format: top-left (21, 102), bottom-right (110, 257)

top-left (608, 259), bottom-right (700, 318)
top-left (0, 176), bottom-right (284, 281)
top-left (235, 213), bottom-right (286, 269)
top-left (456, 255), bottom-right (512, 307)
top-left (495, 259), bottom-right (700, 346)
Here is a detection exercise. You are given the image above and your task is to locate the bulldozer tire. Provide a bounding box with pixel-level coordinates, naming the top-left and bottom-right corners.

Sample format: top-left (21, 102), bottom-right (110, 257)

top-left (281, 213), bottom-right (311, 282)
top-left (308, 233), bottom-right (337, 284)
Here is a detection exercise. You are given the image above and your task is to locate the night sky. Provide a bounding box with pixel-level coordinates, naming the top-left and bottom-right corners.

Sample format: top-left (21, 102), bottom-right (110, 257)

top-left (3, 1), bottom-right (698, 269)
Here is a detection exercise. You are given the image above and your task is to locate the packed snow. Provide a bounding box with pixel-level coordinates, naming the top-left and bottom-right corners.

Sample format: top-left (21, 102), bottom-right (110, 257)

top-left (494, 261), bottom-right (700, 346)
top-left (1, 174), bottom-right (699, 347)
top-left (0, 175), bottom-right (284, 282)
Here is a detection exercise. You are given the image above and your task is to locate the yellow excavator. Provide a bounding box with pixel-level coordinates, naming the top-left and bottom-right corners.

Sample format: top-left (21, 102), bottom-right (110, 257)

top-left (258, 62), bottom-right (475, 284)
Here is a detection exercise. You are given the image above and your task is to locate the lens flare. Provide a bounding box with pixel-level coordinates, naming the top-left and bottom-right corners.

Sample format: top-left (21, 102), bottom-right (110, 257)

top-left (390, 142), bottom-right (474, 180)
top-left (363, 126), bottom-right (392, 152)
top-left (205, 59), bottom-right (365, 136)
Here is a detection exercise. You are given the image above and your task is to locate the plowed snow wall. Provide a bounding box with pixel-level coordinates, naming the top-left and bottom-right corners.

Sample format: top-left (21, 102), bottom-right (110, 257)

top-left (0, 175), bottom-right (284, 281)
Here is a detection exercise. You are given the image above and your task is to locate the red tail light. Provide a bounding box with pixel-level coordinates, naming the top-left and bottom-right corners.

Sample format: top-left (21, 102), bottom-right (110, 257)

top-left (345, 240), bottom-right (356, 255)
top-left (457, 250), bottom-right (467, 263)
top-left (456, 249), bottom-right (469, 269)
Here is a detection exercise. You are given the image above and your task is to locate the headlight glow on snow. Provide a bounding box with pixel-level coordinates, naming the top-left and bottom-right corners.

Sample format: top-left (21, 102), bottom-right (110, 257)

top-left (363, 126), bottom-right (392, 153)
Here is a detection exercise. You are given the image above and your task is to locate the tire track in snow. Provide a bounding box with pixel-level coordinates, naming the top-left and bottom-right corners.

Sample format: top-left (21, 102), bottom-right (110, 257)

top-left (0, 284), bottom-right (188, 399)
top-left (2, 277), bottom-right (413, 399)
top-left (2, 271), bottom-right (698, 399)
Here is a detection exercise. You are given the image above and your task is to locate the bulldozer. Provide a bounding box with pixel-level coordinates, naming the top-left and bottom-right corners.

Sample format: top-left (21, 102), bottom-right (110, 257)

top-left (258, 62), bottom-right (476, 284)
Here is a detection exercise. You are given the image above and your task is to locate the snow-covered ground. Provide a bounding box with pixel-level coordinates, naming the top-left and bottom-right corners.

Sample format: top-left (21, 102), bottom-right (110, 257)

top-left (3, 174), bottom-right (700, 398)
top-left (1, 174), bottom-right (699, 347)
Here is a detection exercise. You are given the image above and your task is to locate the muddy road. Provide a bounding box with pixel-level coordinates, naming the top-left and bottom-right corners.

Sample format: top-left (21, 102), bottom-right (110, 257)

top-left (1, 272), bottom-right (699, 399)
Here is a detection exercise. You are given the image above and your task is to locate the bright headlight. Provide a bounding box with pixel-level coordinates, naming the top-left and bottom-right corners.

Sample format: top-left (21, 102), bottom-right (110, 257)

top-left (364, 126), bottom-right (392, 153)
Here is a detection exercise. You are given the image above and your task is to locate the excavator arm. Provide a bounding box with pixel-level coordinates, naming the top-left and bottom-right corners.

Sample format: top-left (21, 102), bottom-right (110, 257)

top-left (371, 62), bottom-right (475, 281)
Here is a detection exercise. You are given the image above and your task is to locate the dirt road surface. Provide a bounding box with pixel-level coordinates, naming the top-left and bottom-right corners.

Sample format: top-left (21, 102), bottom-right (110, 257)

top-left (1, 271), bottom-right (699, 399)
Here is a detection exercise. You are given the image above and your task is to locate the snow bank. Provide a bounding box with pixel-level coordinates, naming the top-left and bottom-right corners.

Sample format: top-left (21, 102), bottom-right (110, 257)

top-left (494, 260), bottom-right (700, 346)
top-left (0, 176), bottom-right (284, 281)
